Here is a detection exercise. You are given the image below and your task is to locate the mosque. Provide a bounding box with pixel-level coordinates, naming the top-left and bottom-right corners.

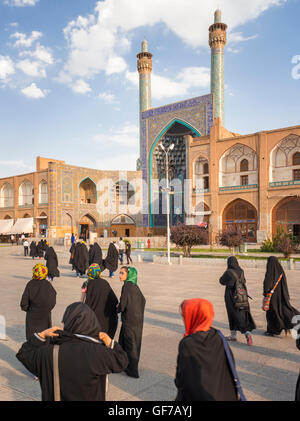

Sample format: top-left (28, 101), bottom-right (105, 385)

top-left (0, 10), bottom-right (299, 243)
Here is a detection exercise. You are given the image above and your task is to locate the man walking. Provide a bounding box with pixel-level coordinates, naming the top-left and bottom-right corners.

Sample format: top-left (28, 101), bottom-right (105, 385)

top-left (118, 237), bottom-right (125, 264)
top-left (23, 239), bottom-right (29, 256)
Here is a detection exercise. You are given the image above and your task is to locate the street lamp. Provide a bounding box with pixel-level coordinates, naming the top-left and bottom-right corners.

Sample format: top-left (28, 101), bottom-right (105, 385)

top-left (160, 142), bottom-right (174, 264)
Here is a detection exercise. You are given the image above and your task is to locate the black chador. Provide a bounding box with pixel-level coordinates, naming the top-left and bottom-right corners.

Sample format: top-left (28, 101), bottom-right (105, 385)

top-left (118, 278), bottom-right (146, 378)
top-left (16, 303), bottom-right (129, 401)
top-left (89, 243), bottom-right (105, 270)
top-left (219, 257), bottom-right (256, 335)
top-left (104, 243), bottom-right (119, 273)
top-left (45, 247), bottom-right (60, 279)
top-left (69, 243), bottom-right (76, 269)
top-left (175, 329), bottom-right (238, 401)
top-left (296, 327), bottom-right (300, 401)
top-left (74, 242), bottom-right (89, 276)
top-left (30, 241), bottom-right (38, 258)
top-left (20, 276), bottom-right (56, 340)
top-left (263, 256), bottom-right (299, 335)
top-left (37, 241), bottom-right (44, 258)
top-left (85, 278), bottom-right (118, 338)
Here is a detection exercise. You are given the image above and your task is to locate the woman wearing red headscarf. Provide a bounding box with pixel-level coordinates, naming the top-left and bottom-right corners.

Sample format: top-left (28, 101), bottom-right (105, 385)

top-left (175, 298), bottom-right (239, 401)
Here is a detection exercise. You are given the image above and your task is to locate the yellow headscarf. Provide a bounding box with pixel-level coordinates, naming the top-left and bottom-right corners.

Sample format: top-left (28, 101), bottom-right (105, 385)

top-left (32, 264), bottom-right (48, 280)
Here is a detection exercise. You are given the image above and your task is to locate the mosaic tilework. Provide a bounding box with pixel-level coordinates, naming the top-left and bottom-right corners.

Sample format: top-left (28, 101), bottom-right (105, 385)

top-left (211, 48), bottom-right (224, 122)
top-left (140, 94), bottom-right (214, 227)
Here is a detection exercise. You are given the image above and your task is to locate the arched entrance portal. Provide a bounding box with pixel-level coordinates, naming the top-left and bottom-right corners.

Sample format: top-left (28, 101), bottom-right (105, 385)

top-left (272, 197), bottom-right (300, 239)
top-left (150, 120), bottom-right (200, 228)
top-left (111, 214), bottom-right (136, 238)
top-left (79, 214), bottom-right (97, 241)
top-left (223, 199), bottom-right (257, 242)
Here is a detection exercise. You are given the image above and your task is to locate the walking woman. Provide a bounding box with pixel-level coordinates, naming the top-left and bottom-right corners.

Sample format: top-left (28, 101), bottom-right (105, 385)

top-left (16, 302), bottom-right (128, 401)
top-left (296, 325), bottom-right (300, 401)
top-left (83, 264), bottom-right (119, 338)
top-left (69, 242), bottom-right (76, 271)
top-left (175, 298), bottom-right (239, 401)
top-left (219, 256), bottom-right (256, 345)
top-left (29, 241), bottom-right (38, 260)
top-left (118, 267), bottom-right (146, 378)
top-left (125, 241), bottom-right (133, 265)
top-left (73, 239), bottom-right (89, 277)
top-left (104, 242), bottom-right (119, 278)
top-left (89, 242), bottom-right (105, 270)
top-left (20, 264), bottom-right (56, 340)
top-left (37, 240), bottom-right (44, 259)
top-left (44, 246), bottom-right (60, 282)
top-left (263, 256), bottom-right (299, 336)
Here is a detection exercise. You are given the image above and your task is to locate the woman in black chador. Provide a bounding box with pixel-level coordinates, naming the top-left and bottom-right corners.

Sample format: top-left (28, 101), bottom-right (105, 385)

top-left (296, 325), bottom-right (300, 401)
top-left (219, 256), bottom-right (256, 345)
top-left (69, 243), bottom-right (76, 270)
top-left (89, 242), bottom-right (105, 270)
top-left (16, 302), bottom-right (129, 401)
top-left (104, 242), bottom-right (119, 277)
top-left (37, 240), bottom-right (44, 259)
top-left (118, 267), bottom-right (146, 378)
top-left (83, 264), bottom-right (118, 338)
top-left (44, 246), bottom-right (60, 282)
top-left (175, 298), bottom-right (238, 401)
top-left (29, 241), bottom-right (38, 259)
top-left (20, 264), bottom-right (56, 340)
top-left (73, 240), bottom-right (89, 277)
top-left (263, 256), bottom-right (299, 336)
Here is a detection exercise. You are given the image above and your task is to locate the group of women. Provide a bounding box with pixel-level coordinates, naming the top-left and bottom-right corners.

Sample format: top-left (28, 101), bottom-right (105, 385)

top-left (219, 256), bottom-right (299, 345)
top-left (17, 252), bottom-right (299, 401)
top-left (69, 241), bottom-right (119, 278)
top-left (18, 258), bottom-right (146, 399)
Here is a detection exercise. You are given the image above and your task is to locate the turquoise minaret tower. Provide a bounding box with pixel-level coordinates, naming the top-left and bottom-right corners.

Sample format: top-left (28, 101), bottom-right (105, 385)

top-left (209, 9), bottom-right (227, 124)
top-left (137, 40), bottom-right (152, 170)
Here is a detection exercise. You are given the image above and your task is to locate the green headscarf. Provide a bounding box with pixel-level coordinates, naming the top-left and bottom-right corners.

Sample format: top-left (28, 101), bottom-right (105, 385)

top-left (126, 267), bottom-right (138, 285)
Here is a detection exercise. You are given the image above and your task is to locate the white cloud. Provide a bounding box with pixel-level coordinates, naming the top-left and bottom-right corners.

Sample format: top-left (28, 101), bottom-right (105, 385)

top-left (20, 43), bottom-right (53, 65)
top-left (126, 66), bottom-right (210, 100)
top-left (95, 153), bottom-right (139, 171)
top-left (227, 47), bottom-right (240, 54)
top-left (93, 124), bottom-right (139, 147)
top-left (11, 31), bottom-right (42, 48)
top-left (98, 91), bottom-right (118, 104)
top-left (4, 0), bottom-right (39, 6)
top-left (0, 56), bottom-right (15, 81)
top-left (229, 32), bottom-right (258, 43)
top-left (0, 160), bottom-right (31, 170)
top-left (21, 83), bottom-right (48, 99)
top-left (17, 59), bottom-right (46, 78)
top-left (58, 0), bottom-right (286, 90)
top-left (71, 79), bottom-right (91, 94)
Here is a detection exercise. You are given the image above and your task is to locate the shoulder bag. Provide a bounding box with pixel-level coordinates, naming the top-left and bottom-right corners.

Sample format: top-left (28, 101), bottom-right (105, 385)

top-left (262, 273), bottom-right (283, 311)
top-left (217, 330), bottom-right (247, 401)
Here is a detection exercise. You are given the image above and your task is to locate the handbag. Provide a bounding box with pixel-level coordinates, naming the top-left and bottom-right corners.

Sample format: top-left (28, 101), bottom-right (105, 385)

top-left (217, 330), bottom-right (247, 401)
top-left (262, 274), bottom-right (283, 311)
top-left (53, 344), bottom-right (61, 401)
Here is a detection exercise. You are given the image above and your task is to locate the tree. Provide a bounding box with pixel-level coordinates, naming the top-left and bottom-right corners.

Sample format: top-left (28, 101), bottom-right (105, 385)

top-left (217, 226), bottom-right (243, 255)
top-left (170, 224), bottom-right (209, 257)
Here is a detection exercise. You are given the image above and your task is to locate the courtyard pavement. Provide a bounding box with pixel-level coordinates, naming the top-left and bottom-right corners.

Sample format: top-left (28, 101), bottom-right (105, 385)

top-left (0, 245), bottom-right (299, 401)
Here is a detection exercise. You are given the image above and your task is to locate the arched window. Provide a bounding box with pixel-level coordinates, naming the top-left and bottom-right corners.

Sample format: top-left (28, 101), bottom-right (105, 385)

top-left (79, 178), bottom-right (97, 204)
top-left (240, 159), bottom-right (249, 172)
top-left (293, 152), bottom-right (300, 166)
top-left (39, 181), bottom-right (48, 204)
top-left (19, 180), bottom-right (34, 206)
top-left (0, 183), bottom-right (14, 208)
top-left (203, 163), bottom-right (209, 174)
top-left (112, 181), bottom-right (135, 205)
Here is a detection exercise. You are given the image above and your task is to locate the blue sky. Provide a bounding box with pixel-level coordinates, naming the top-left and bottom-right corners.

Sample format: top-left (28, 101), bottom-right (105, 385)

top-left (0, 0), bottom-right (299, 178)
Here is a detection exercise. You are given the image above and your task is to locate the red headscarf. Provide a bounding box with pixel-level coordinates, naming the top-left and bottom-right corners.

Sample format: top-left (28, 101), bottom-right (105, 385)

top-left (181, 298), bottom-right (214, 336)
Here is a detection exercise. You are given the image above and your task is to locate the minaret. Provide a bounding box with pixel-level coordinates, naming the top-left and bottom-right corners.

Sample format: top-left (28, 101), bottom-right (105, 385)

top-left (209, 9), bottom-right (227, 124)
top-left (136, 40), bottom-right (152, 170)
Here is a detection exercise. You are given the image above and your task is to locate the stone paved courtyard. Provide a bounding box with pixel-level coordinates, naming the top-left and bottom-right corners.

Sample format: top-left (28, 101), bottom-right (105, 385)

top-left (0, 245), bottom-right (299, 401)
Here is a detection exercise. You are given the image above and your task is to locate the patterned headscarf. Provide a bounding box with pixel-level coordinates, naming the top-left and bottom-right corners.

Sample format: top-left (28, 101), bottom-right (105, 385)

top-left (87, 263), bottom-right (101, 280)
top-left (32, 263), bottom-right (48, 280)
top-left (125, 267), bottom-right (138, 285)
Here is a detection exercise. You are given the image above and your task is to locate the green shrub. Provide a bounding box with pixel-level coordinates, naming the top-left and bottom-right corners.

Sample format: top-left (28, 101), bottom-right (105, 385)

top-left (260, 238), bottom-right (275, 252)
